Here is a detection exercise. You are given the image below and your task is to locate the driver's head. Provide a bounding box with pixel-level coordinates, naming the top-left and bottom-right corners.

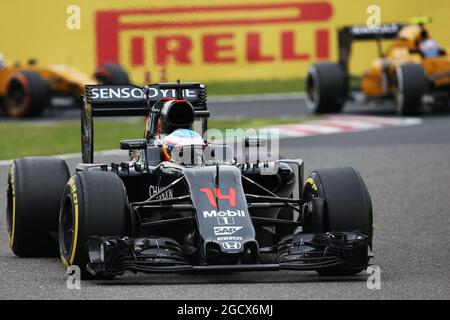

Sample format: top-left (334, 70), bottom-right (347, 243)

top-left (420, 30), bottom-right (429, 41)
top-left (162, 128), bottom-right (204, 162)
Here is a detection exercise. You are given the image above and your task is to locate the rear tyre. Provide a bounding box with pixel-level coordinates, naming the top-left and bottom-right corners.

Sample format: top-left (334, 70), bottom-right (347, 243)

top-left (59, 171), bottom-right (130, 279)
top-left (303, 167), bottom-right (373, 276)
top-left (94, 64), bottom-right (130, 85)
top-left (306, 63), bottom-right (347, 114)
top-left (7, 157), bottom-right (70, 257)
top-left (394, 63), bottom-right (426, 116)
top-left (5, 71), bottom-right (49, 118)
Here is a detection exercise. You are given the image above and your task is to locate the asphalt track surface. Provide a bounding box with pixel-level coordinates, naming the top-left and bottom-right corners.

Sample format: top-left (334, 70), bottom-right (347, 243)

top-left (1, 97), bottom-right (450, 300)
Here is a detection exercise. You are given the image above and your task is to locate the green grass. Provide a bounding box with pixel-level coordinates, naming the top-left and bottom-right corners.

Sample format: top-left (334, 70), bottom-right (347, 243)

top-left (207, 78), bottom-right (306, 96)
top-left (0, 116), bottom-right (317, 160)
top-left (0, 119), bottom-right (146, 160)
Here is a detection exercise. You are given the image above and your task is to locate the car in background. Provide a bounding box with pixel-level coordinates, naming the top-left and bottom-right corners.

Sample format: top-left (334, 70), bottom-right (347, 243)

top-left (0, 56), bottom-right (130, 118)
top-left (306, 17), bottom-right (450, 115)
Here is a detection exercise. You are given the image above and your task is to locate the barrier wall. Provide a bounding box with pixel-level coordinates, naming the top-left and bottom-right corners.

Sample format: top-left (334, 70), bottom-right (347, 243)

top-left (0, 0), bottom-right (448, 82)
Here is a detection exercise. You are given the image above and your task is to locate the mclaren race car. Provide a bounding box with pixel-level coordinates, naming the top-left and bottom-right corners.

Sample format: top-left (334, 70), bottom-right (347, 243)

top-left (306, 17), bottom-right (450, 115)
top-left (6, 82), bottom-right (373, 279)
top-left (0, 55), bottom-right (130, 118)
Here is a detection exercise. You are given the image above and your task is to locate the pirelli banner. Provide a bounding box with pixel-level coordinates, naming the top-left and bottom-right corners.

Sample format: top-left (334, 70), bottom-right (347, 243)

top-left (1, 0), bottom-right (449, 82)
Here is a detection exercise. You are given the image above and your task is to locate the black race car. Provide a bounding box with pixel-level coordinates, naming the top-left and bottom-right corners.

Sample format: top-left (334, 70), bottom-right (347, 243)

top-left (6, 82), bottom-right (373, 279)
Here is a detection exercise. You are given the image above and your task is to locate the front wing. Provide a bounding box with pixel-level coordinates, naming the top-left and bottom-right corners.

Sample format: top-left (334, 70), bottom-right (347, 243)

top-left (86, 232), bottom-right (369, 277)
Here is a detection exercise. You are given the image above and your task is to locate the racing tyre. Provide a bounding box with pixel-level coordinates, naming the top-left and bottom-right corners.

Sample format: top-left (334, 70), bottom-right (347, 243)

top-left (394, 63), bottom-right (426, 116)
top-left (4, 71), bottom-right (50, 118)
top-left (7, 157), bottom-right (70, 257)
top-left (94, 63), bottom-right (131, 85)
top-left (59, 171), bottom-right (130, 279)
top-left (303, 167), bottom-right (373, 276)
top-left (306, 63), bottom-right (347, 114)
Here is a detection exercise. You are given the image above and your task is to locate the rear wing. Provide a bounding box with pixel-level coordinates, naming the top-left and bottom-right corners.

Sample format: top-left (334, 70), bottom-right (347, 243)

top-left (82, 82), bottom-right (208, 163)
top-left (338, 23), bottom-right (404, 72)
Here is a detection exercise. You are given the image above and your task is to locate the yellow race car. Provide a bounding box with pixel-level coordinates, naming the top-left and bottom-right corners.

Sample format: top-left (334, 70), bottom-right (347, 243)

top-left (0, 56), bottom-right (130, 118)
top-left (306, 18), bottom-right (450, 115)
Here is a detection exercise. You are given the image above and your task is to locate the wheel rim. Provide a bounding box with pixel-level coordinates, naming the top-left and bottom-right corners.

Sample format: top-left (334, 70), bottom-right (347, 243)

top-left (6, 79), bottom-right (28, 116)
top-left (60, 195), bottom-right (75, 256)
top-left (302, 176), bottom-right (323, 233)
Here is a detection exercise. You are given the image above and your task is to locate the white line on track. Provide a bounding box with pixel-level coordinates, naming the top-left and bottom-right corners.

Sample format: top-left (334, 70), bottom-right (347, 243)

top-left (270, 115), bottom-right (423, 138)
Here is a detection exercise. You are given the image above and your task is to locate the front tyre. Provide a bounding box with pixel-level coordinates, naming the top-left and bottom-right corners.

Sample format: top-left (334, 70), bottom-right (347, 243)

top-left (59, 171), bottom-right (130, 279)
top-left (303, 167), bottom-right (373, 276)
top-left (394, 63), bottom-right (426, 116)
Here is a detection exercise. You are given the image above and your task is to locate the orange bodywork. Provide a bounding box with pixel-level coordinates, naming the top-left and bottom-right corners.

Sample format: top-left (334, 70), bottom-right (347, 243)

top-left (361, 25), bottom-right (450, 97)
top-left (0, 60), bottom-right (97, 97)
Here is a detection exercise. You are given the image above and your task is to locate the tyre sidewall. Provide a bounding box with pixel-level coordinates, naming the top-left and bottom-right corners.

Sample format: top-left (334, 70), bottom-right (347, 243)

top-left (59, 172), bottom-right (130, 276)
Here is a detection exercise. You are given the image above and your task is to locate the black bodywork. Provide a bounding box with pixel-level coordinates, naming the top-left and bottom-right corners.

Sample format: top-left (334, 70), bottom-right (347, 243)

top-left (79, 82), bottom-right (369, 277)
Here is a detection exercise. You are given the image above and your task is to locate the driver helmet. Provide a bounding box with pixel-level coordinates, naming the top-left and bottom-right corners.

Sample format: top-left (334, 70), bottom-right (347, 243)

top-left (162, 128), bottom-right (204, 162)
top-left (0, 53), bottom-right (4, 69)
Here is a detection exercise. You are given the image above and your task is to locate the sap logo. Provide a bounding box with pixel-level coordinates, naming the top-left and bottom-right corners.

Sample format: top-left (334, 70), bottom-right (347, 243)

top-left (203, 210), bottom-right (246, 218)
top-left (149, 185), bottom-right (174, 199)
top-left (217, 236), bottom-right (243, 241)
top-left (214, 226), bottom-right (243, 236)
top-left (222, 242), bottom-right (242, 250)
top-left (90, 87), bottom-right (144, 100)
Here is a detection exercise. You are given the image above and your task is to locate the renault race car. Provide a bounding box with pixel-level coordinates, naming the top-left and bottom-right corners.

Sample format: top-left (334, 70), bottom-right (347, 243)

top-left (6, 82), bottom-right (373, 279)
top-left (0, 55), bottom-right (130, 118)
top-left (306, 17), bottom-right (450, 115)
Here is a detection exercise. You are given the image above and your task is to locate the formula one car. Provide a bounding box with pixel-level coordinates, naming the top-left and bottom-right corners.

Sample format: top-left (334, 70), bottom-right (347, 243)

top-left (0, 55), bottom-right (130, 118)
top-left (6, 82), bottom-right (373, 279)
top-left (306, 17), bottom-right (450, 115)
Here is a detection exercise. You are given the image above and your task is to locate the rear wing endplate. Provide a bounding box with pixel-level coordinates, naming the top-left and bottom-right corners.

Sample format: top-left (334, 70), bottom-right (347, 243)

top-left (338, 23), bottom-right (404, 72)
